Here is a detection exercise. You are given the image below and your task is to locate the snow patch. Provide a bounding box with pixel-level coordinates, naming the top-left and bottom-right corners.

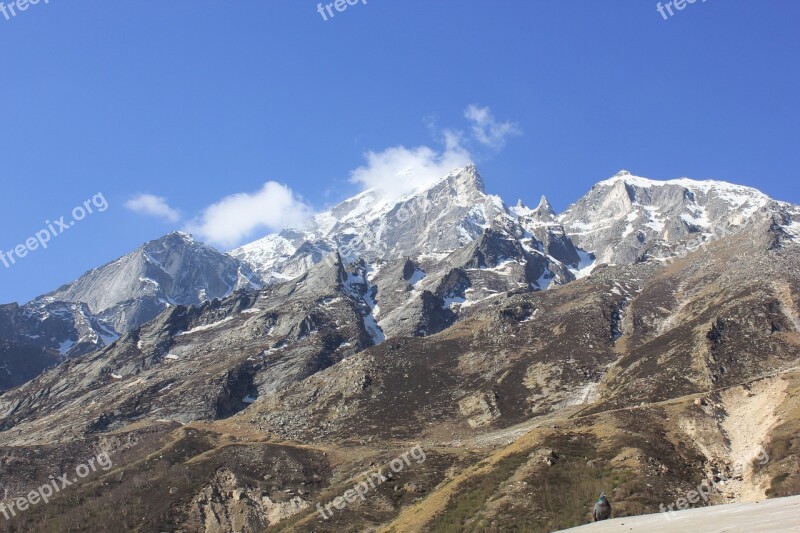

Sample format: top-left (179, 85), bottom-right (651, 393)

top-left (407, 268), bottom-right (426, 286)
top-left (176, 316), bottom-right (234, 336)
top-left (568, 249), bottom-right (597, 279)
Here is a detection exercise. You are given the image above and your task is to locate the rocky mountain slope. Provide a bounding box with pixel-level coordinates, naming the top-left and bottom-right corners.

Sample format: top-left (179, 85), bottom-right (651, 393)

top-left (42, 231), bottom-right (262, 334)
top-left (0, 300), bottom-right (118, 391)
top-left (0, 233), bottom-right (263, 392)
top-left (0, 167), bottom-right (799, 532)
top-left (559, 170), bottom-right (800, 265)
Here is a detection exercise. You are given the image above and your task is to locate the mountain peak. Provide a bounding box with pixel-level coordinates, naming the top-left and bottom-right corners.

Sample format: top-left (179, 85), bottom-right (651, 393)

top-left (445, 163), bottom-right (485, 195)
top-left (536, 195), bottom-right (554, 212)
top-left (160, 231), bottom-right (196, 245)
top-left (528, 195), bottom-right (557, 222)
top-left (596, 173), bottom-right (775, 207)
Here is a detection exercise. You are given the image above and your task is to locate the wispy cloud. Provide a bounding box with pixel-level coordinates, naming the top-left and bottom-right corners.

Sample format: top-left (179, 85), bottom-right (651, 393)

top-left (350, 104), bottom-right (519, 200)
top-left (124, 194), bottom-right (181, 223)
top-left (464, 104), bottom-right (522, 149)
top-left (146, 104), bottom-right (519, 249)
top-left (349, 129), bottom-right (472, 201)
top-left (184, 182), bottom-right (313, 249)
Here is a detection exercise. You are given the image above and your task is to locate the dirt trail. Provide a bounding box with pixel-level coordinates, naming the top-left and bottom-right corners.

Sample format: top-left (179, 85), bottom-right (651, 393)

top-left (450, 405), bottom-right (583, 449)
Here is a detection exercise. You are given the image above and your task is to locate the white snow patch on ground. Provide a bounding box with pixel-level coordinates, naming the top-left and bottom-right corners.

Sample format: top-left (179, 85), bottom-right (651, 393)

top-left (567, 220), bottom-right (600, 232)
top-left (164, 354), bottom-right (179, 361)
top-left (642, 205), bottom-right (665, 232)
top-left (535, 269), bottom-right (553, 290)
top-left (783, 220), bottom-right (800, 239)
top-left (681, 205), bottom-right (711, 228)
top-left (443, 294), bottom-right (466, 310)
top-left (240, 308), bottom-right (262, 314)
top-left (408, 268), bottom-right (426, 286)
top-left (176, 316), bottom-right (234, 336)
top-left (58, 339), bottom-right (75, 354)
top-left (466, 259), bottom-right (520, 273)
top-left (362, 287), bottom-right (385, 344)
top-left (344, 271), bottom-right (385, 344)
top-left (366, 262), bottom-right (384, 282)
top-left (417, 251), bottom-right (452, 262)
top-left (568, 250), bottom-right (597, 279)
top-left (621, 211), bottom-right (639, 238)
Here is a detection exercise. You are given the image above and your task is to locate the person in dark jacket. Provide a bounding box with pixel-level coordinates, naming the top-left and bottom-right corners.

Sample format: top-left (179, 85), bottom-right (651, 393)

top-left (593, 492), bottom-right (612, 521)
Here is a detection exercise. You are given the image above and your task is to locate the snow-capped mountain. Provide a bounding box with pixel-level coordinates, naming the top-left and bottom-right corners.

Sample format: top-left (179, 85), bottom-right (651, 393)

top-left (38, 232), bottom-right (261, 334)
top-left (2, 165), bottom-right (798, 393)
top-left (3, 165), bottom-right (800, 531)
top-left (235, 167), bottom-right (800, 288)
top-left (227, 166), bottom-right (800, 338)
top-left (560, 170), bottom-right (800, 265)
top-left (231, 165), bottom-right (510, 281)
top-left (232, 165), bottom-right (587, 335)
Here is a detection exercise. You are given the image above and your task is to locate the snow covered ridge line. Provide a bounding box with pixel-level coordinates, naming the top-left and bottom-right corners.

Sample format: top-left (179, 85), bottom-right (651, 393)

top-left (659, 446), bottom-right (769, 520)
top-left (0, 450), bottom-right (114, 521)
top-left (322, 191), bottom-right (435, 269)
top-left (315, 0), bottom-right (368, 22)
top-left (0, 192), bottom-right (109, 270)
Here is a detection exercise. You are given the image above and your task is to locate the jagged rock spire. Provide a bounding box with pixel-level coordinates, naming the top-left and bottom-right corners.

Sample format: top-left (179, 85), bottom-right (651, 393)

top-left (531, 195), bottom-right (557, 221)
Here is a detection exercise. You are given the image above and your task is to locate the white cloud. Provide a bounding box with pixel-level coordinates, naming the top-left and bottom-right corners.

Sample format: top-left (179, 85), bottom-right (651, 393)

top-left (124, 194), bottom-right (181, 222)
top-left (464, 104), bottom-right (522, 149)
top-left (185, 182), bottom-right (313, 249)
top-left (350, 105), bottom-right (519, 201)
top-left (349, 131), bottom-right (472, 201)
top-left (168, 105), bottom-right (519, 249)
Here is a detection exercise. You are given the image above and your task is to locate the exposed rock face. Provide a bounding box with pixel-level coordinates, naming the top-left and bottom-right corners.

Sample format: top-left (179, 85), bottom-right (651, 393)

top-left (459, 391), bottom-right (502, 428)
top-left (0, 300), bottom-right (117, 390)
top-left (559, 170), bottom-right (800, 265)
top-left (0, 255), bottom-right (383, 444)
top-left (0, 233), bottom-right (262, 391)
top-left (188, 468), bottom-right (310, 532)
top-left (41, 232), bottom-right (261, 334)
top-left (232, 165), bottom-right (507, 277)
top-left (1, 167), bottom-right (800, 532)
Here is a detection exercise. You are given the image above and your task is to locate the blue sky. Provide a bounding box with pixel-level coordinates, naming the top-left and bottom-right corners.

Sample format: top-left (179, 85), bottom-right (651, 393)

top-left (1, 0), bottom-right (798, 303)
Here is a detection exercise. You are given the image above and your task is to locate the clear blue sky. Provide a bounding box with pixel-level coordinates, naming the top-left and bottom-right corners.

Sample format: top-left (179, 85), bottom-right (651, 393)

top-left (1, 1), bottom-right (798, 304)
